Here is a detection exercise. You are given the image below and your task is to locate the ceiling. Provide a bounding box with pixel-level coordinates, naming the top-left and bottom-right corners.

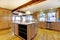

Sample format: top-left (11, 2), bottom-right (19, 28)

top-left (0, 0), bottom-right (31, 10)
top-left (0, 0), bottom-right (60, 12)
top-left (19, 0), bottom-right (60, 13)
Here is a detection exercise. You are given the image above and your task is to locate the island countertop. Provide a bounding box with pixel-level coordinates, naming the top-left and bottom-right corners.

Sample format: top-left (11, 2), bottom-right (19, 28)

top-left (12, 22), bottom-right (38, 25)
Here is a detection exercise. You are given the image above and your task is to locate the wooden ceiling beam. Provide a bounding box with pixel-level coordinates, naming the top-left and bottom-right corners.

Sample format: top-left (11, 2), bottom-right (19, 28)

top-left (12, 0), bottom-right (45, 12)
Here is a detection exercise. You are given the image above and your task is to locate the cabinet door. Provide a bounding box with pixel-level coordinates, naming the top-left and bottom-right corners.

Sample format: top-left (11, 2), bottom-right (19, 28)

top-left (31, 24), bottom-right (35, 38)
top-left (27, 23), bottom-right (38, 40)
top-left (38, 22), bottom-right (46, 28)
top-left (0, 12), bottom-right (8, 29)
top-left (27, 24), bottom-right (32, 40)
top-left (0, 8), bottom-right (12, 29)
top-left (14, 24), bottom-right (19, 36)
top-left (51, 22), bottom-right (60, 31)
top-left (7, 11), bottom-right (12, 28)
top-left (34, 23), bottom-right (38, 35)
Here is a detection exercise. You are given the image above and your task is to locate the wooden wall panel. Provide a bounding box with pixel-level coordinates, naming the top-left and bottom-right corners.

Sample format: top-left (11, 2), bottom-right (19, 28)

top-left (56, 8), bottom-right (60, 21)
top-left (0, 8), bottom-right (12, 29)
top-left (33, 12), bottom-right (39, 19)
top-left (56, 9), bottom-right (58, 21)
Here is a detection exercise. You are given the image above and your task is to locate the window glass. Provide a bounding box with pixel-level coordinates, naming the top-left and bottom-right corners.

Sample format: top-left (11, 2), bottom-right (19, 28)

top-left (48, 12), bottom-right (56, 22)
top-left (15, 16), bottom-right (20, 23)
top-left (12, 15), bottom-right (20, 23)
top-left (22, 16), bottom-right (26, 22)
top-left (39, 13), bottom-right (45, 21)
top-left (15, 16), bottom-right (20, 20)
top-left (27, 15), bottom-right (32, 22)
top-left (12, 16), bottom-right (15, 23)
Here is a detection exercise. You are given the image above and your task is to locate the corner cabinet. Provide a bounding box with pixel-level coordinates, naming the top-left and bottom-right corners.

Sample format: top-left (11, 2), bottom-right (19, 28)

top-left (14, 23), bottom-right (38, 40)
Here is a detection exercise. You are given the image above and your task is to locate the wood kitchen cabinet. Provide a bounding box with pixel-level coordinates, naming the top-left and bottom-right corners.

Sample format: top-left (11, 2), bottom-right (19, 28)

top-left (0, 8), bottom-right (12, 29)
top-left (14, 23), bottom-right (38, 40)
top-left (38, 22), bottom-right (46, 29)
top-left (51, 22), bottom-right (60, 31)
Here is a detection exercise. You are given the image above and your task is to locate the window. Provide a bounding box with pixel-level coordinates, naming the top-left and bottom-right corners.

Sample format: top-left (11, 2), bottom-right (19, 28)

top-left (22, 15), bottom-right (33, 22)
top-left (48, 12), bottom-right (56, 22)
top-left (12, 15), bottom-right (20, 23)
top-left (27, 15), bottom-right (33, 22)
top-left (22, 16), bottom-right (26, 22)
top-left (15, 16), bottom-right (20, 23)
top-left (39, 13), bottom-right (46, 21)
top-left (12, 15), bottom-right (15, 23)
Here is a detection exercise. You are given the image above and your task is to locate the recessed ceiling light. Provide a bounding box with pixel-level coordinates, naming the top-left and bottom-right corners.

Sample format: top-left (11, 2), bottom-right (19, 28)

top-left (50, 8), bottom-right (53, 9)
top-left (26, 11), bottom-right (32, 14)
top-left (19, 13), bottom-right (23, 15)
top-left (40, 11), bottom-right (44, 13)
top-left (40, 10), bottom-right (43, 11)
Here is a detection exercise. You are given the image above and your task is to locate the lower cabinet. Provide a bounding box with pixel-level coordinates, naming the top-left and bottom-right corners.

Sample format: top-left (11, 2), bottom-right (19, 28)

top-left (14, 23), bottom-right (38, 40)
top-left (38, 22), bottom-right (60, 31)
top-left (51, 22), bottom-right (60, 31)
top-left (38, 22), bottom-right (46, 29)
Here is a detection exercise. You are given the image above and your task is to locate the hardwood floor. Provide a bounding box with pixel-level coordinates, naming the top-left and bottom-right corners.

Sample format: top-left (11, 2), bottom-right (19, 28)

top-left (0, 28), bottom-right (60, 40)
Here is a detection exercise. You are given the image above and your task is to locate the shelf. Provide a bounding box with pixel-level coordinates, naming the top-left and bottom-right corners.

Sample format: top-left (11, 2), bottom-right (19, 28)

top-left (19, 27), bottom-right (27, 31)
top-left (19, 28), bottom-right (27, 33)
top-left (19, 31), bottom-right (27, 35)
top-left (19, 31), bottom-right (27, 40)
top-left (18, 24), bottom-right (27, 29)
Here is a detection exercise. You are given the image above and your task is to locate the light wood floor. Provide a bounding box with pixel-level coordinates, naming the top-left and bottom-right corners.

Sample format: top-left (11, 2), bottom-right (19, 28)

top-left (0, 28), bottom-right (60, 40)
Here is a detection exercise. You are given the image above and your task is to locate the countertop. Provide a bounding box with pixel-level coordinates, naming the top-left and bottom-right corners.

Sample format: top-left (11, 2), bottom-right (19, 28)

top-left (12, 22), bottom-right (37, 25)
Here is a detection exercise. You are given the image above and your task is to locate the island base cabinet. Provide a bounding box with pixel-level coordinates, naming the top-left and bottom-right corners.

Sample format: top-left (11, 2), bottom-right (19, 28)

top-left (27, 23), bottom-right (38, 40)
top-left (14, 23), bottom-right (38, 40)
top-left (14, 24), bottom-right (19, 36)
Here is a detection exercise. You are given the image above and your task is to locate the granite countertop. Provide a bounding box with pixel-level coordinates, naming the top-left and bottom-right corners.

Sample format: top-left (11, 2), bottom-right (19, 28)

top-left (13, 21), bottom-right (37, 25)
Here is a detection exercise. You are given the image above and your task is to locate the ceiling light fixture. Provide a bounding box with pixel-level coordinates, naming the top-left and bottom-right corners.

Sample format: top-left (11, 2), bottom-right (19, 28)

top-left (26, 11), bottom-right (32, 14)
top-left (50, 8), bottom-right (53, 9)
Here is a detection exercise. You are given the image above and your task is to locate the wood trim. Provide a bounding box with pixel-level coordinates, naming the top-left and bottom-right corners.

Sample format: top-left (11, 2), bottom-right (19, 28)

top-left (0, 27), bottom-right (11, 30)
top-left (12, 0), bottom-right (45, 12)
top-left (0, 7), bottom-right (12, 11)
top-left (56, 8), bottom-right (60, 20)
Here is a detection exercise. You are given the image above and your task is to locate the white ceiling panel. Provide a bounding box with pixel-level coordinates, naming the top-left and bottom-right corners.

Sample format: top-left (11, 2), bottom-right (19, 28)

top-left (20, 0), bottom-right (60, 12)
top-left (0, 0), bottom-right (60, 12)
top-left (0, 0), bottom-right (31, 10)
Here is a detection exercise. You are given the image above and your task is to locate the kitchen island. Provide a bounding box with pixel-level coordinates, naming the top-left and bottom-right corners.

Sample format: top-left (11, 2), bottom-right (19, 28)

top-left (13, 22), bottom-right (38, 40)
